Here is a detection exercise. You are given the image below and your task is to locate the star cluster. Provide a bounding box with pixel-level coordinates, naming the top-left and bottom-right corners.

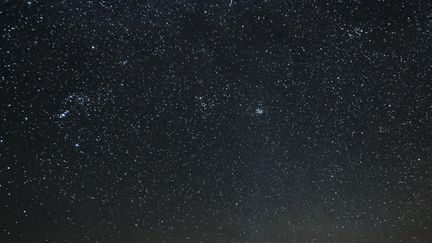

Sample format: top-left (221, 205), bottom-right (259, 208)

top-left (1, 0), bottom-right (432, 242)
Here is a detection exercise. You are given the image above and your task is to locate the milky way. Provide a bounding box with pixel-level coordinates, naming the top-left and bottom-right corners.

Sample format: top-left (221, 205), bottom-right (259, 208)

top-left (1, 1), bottom-right (432, 242)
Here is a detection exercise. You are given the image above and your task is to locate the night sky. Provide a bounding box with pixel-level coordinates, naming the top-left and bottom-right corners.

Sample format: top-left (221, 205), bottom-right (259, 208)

top-left (1, 0), bottom-right (432, 242)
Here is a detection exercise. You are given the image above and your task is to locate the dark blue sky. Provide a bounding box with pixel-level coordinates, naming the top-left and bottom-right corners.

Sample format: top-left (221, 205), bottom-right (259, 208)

top-left (1, 0), bottom-right (432, 242)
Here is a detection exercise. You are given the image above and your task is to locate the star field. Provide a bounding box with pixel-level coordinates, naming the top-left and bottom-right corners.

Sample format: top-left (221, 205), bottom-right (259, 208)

top-left (1, 0), bottom-right (432, 242)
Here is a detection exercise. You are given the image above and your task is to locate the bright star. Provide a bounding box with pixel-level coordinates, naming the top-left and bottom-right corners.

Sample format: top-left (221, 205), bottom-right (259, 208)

top-left (58, 110), bottom-right (70, 119)
top-left (255, 107), bottom-right (264, 115)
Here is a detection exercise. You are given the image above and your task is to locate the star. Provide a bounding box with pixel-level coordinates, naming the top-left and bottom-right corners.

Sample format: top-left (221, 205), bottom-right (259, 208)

top-left (255, 107), bottom-right (264, 115)
top-left (58, 110), bottom-right (70, 119)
